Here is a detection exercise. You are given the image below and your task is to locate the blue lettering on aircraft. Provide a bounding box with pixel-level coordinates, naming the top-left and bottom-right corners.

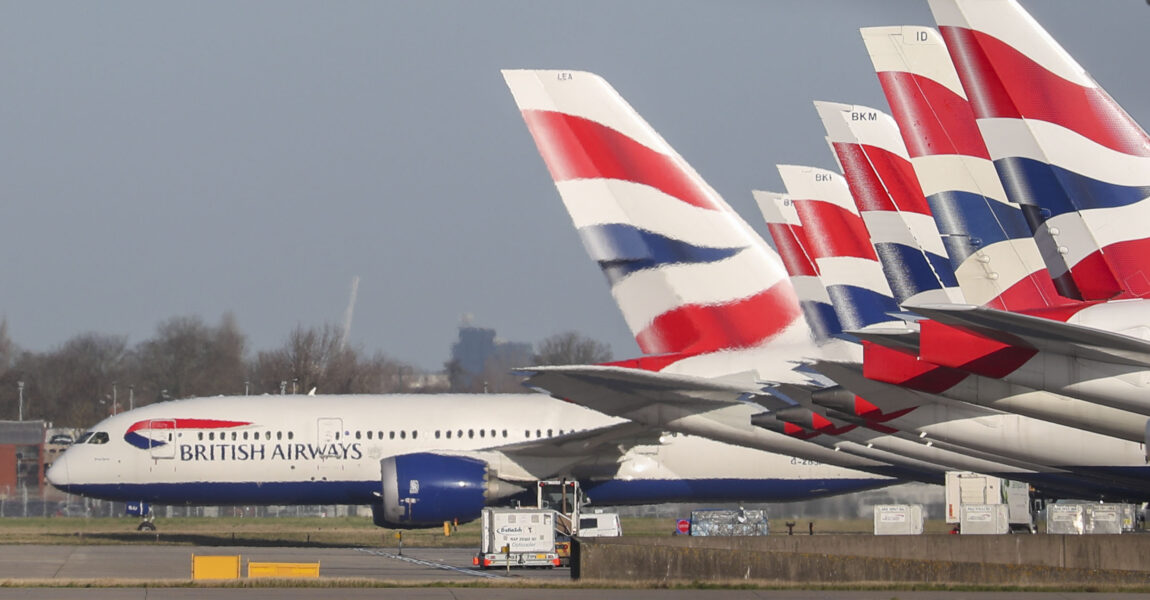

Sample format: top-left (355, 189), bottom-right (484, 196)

top-left (179, 443), bottom-right (362, 462)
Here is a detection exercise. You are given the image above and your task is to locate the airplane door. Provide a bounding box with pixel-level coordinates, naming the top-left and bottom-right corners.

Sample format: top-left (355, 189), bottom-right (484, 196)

top-left (317, 418), bottom-right (343, 458)
top-left (149, 419), bottom-right (176, 459)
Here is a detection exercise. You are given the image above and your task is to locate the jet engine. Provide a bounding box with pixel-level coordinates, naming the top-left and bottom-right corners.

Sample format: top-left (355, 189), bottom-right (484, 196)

top-left (374, 452), bottom-right (526, 528)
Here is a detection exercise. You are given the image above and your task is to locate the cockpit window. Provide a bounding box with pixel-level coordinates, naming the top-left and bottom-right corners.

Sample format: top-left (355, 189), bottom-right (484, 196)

top-left (76, 432), bottom-right (94, 444)
top-left (89, 432), bottom-right (110, 445)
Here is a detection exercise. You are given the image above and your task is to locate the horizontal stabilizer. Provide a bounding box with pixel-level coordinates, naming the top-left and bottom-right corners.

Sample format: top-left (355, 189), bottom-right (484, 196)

top-left (908, 303), bottom-right (1150, 367)
top-left (847, 325), bottom-right (921, 353)
top-left (515, 364), bottom-right (769, 416)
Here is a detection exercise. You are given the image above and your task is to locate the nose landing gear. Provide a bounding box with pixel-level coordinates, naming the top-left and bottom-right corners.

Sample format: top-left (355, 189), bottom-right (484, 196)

top-left (127, 501), bottom-right (156, 531)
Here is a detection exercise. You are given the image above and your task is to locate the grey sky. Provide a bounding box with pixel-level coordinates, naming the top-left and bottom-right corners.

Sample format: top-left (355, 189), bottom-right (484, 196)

top-left (0, 1), bottom-right (1145, 371)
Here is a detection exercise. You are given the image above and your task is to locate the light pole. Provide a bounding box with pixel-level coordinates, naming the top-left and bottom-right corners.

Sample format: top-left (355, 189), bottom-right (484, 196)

top-left (244, 380), bottom-right (250, 396)
top-left (112, 382), bottom-right (118, 415)
top-left (128, 385), bottom-right (134, 411)
top-left (17, 381), bottom-right (23, 421)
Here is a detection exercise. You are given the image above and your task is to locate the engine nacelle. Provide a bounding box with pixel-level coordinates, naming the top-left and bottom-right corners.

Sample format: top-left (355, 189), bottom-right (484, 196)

top-left (376, 452), bottom-right (524, 528)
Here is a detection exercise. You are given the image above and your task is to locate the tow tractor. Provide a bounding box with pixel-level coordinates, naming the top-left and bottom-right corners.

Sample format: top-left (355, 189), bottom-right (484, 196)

top-left (473, 480), bottom-right (620, 569)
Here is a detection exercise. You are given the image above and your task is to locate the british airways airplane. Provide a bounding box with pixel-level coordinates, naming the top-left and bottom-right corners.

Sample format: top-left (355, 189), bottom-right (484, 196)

top-left (46, 393), bottom-right (893, 529)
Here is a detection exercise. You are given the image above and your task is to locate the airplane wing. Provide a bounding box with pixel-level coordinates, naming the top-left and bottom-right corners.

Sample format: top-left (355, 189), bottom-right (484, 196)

top-left (909, 303), bottom-right (1150, 368)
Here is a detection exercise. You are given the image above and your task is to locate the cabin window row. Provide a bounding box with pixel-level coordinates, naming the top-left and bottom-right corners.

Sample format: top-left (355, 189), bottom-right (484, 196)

top-left (197, 431), bottom-right (295, 441)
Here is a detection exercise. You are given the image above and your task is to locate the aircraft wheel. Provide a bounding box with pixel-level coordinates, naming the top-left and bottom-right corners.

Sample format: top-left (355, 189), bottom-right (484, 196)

top-left (137, 521), bottom-right (157, 531)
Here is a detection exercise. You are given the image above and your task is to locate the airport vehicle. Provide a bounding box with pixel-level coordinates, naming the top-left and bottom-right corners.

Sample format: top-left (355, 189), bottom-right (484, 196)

top-left (46, 393), bottom-right (893, 530)
top-left (945, 471), bottom-right (1034, 533)
top-left (475, 507), bottom-right (561, 569)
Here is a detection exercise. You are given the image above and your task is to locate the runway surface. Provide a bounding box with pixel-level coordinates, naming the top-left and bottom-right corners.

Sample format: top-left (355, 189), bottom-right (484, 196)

top-left (0, 544), bottom-right (1146, 599)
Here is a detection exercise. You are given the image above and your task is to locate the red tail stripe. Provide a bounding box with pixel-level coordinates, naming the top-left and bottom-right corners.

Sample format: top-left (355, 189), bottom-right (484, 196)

top-left (520, 109), bottom-right (724, 211)
top-left (876, 71), bottom-right (991, 160)
top-left (834, 143), bottom-right (932, 215)
top-left (790, 199), bottom-right (877, 261)
top-left (940, 27), bottom-right (1150, 157)
top-left (634, 282), bottom-right (801, 355)
top-left (768, 222), bottom-right (819, 277)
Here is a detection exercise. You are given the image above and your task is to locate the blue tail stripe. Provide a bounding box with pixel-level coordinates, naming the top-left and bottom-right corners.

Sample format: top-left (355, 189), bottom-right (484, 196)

top-left (926, 189), bottom-right (1032, 266)
top-left (995, 157), bottom-right (1150, 219)
top-left (825, 285), bottom-right (900, 331)
top-left (579, 223), bottom-right (742, 282)
top-left (873, 242), bottom-right (958, 303)
top-left (800, 299), bottom-right (843, 341)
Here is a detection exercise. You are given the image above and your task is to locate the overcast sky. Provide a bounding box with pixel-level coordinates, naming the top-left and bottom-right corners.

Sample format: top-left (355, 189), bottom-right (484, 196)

top-left (0, 1), bottom-right (1145, 370)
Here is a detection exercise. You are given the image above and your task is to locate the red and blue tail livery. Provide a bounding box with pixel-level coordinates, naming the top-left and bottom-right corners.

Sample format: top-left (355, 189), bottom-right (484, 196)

top-left (504, 70), bottom-right (804, 360)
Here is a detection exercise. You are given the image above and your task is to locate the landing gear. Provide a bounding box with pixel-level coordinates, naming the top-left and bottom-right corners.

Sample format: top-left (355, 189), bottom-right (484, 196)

top-left (127, 501), bottom-right (155, 531)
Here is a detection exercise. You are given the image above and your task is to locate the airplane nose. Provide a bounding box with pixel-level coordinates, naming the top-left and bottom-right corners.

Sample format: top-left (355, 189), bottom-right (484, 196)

top-left (46, 453), bottom-right (69, 490)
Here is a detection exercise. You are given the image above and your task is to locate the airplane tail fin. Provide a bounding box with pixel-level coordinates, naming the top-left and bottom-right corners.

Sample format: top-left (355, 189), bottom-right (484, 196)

top-left (930, 0), bottom-right (1150, 299)
top-left (814, 101), bottom-right (962, 307)
top-left (776, 165), bottom-right (900, 332)
top-left (503, 70), bottom-right (803, 357)
top-left (861, 24), bottom-right (1068, 311)
top-left (754, 190), bottom-right (843, 342)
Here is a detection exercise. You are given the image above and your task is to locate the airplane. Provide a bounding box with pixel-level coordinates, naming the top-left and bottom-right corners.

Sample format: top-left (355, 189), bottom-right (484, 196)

top-left (753, 169), bottom-right (1146, 500)
top-left (502, 67), bottom-right (931, 483)
top-left (47, 393), bottom-right (894, 530)
top-left (858, 4), bottom-right (1150, 423)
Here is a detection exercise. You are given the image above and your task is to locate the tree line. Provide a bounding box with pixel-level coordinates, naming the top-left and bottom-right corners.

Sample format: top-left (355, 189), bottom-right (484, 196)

top-left (0, 316), bottom-right (612, 428)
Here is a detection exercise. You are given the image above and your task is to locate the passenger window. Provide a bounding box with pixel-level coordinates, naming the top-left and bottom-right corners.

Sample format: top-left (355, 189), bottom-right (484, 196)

top-left (502, 430), bottom-right (508, 438)
top-left (366, 431), bottom-right (372, 440)
top-left (536, 429), bottom-right (541, 438)
top-left (435, 430), bottom-right (441, 439)
top-left (355, 431), bottom-right (361, 440)
top-left (276, 431), bottom-right (282, 440)
top-left (479, 429), bottom-right (485, 438)
top-left (265, 431), bottom-right (272, 440)
top-left (400, 431), bottom-right (406, 439)
top-left (457, 430), bottom-right (463, 439)
top-left (288, 431), bottom-right (294, 440)
top-left (490, 429), bottom-right (496, 438)
top-left (547, 429), bottom-right (553, 437)
top-left (412, 431), bottom-right (418, 440)
top-left (524, 430), bottom-right (530, 438)
top-left (389, 431), bottom-right (395, 440)
top-left (446, 430), bottom-right (452, 439)
top-left (209, 432), bottom-right (215, 441)
top-left (468, 429), bottom-right (474, 439)
top-left (243, 432), bottom-right (248, 440)
top-left (231, 432), bottom-right (237, 441)
top-left (197, 432), bottom-right (204, 441)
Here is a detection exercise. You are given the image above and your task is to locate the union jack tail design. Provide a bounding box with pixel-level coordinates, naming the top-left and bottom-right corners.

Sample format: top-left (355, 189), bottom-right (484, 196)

top-left (755, 190), bottom-right (842, 342)
top-left (861, 24), bottom-right (1068, 311)
top-left (814, 101), bottom-right (962, 307)
top-left (503, 70), bottom-right (804, 358)
top-left (776, 165), bottom-right (899, 332)
top-left (931, 0), bottom-right (1150, 299)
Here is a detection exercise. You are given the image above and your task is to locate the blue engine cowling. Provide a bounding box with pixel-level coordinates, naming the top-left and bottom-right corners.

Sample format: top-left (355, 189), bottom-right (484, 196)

top-left (375, 452), bottom-right (522, 528)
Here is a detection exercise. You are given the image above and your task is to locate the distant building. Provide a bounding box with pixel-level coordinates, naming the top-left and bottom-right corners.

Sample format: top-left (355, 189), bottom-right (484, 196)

top-left (0, 420), bottom-right (46, 495)
top-left (449, 323), bottom-right (532, 391)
